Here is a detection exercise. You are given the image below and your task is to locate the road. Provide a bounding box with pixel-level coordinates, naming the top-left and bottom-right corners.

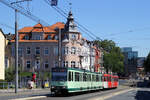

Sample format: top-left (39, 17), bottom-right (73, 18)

top-left (0, 79), bottom-right (144, 100)
top-left (0, 86), bottom-right (131, 100)
top-left (107, 88), bottom-right (150, 100)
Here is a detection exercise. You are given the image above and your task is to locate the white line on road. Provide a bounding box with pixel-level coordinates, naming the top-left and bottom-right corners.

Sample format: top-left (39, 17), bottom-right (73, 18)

top-left (88, 88), bottom-right (136, 100)
top-left (10, 96), bottom-right (47, 100)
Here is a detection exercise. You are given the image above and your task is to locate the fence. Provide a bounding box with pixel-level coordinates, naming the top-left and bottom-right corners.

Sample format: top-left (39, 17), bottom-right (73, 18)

top-left (0, 80), bottom-right (50, 89)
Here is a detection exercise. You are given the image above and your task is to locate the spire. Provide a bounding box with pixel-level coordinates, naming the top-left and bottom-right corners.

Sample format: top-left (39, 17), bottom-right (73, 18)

top-left (65, 10), bottom-right (78, 32)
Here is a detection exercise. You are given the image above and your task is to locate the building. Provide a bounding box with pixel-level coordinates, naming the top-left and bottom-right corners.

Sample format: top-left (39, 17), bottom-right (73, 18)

top-left (121, 47), bottom-right (138, 77)
top-left (137, 57), bottom-right (145, 74)
top-left (7, 11), bottom-right (103, 81)
top-left (0, 28), bottom-right (6, 80)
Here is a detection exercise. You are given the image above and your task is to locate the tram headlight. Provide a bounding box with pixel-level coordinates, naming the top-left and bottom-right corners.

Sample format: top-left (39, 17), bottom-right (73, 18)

top-left (51, 86), bottom-right (55, 89)
top-left (62, 86), bottom-right (66, 89)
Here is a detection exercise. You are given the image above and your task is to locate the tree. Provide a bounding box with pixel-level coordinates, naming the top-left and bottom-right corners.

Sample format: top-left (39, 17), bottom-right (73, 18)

top-left (144, 52), bottom-right (150, 73)
top-left (94, 40), bottom-right (124, 73)
top-left (5, 67), bottom-right (15, 82)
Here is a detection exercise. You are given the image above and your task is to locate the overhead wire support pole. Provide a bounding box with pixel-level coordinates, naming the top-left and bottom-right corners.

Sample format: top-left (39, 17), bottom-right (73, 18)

top-left (10, 0), bottom-right (32, 93)
top-left (15, 8), bottom-right (18, 94)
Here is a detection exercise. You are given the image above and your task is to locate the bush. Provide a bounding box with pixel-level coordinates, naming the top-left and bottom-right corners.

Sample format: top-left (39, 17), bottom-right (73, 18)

top-left (0, 82), bottom-right (8, 89)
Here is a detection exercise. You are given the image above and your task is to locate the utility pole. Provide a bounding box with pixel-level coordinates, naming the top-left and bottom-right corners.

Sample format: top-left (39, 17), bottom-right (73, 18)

top-left (11, 0), bottom-right (32, 93)
top-left (15, 8), bottom-right (18, 94)
top-left (58, 28), bottom-right (62, 67)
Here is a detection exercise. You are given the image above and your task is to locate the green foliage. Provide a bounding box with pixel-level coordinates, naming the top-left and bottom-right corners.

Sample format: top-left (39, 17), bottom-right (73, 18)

top-left (5, 67), bottom-right (15, 82)
top-left (95, 39), bottom-right (124, 73)
top-left (144, 52), bottom-right (150, 73)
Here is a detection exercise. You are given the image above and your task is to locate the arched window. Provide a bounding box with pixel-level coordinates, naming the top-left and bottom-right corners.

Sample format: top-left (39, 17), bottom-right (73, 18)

top-left (71, 61), bottom-right (75, 68)
top-left (71, 47), bottom-right (76, 54)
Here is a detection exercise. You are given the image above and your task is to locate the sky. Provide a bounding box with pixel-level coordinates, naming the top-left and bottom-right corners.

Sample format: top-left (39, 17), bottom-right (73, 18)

top-left (0, 0), bottom-right (150, 57)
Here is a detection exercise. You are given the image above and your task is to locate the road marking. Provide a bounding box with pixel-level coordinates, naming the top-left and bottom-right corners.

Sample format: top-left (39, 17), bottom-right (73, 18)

top-left (10, 96), bottom-right (47, 100)
top-left (88, 88), bottom-right (135, 100)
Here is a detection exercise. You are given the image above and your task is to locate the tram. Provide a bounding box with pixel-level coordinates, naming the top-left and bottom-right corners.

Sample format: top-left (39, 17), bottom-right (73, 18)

top-left (51, 67), bottom-right (118, 95)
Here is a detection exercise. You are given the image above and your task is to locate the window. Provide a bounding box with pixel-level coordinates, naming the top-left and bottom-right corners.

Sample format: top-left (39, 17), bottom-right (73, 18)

top-left (83, 73), bottom-right (87, 81)
top-left (26, 61), bottom-right (30, 69)
top-left (71, 61), bottom-right (75, 68)
top-left (18, 47), bottom-right (23, 56)
top-left (71, 47), bottom-right (76, 54)
top-left (24, 35), bottom-right (29, 40)
top-left (26, 47), bottom-right (30, 55)
top-left (35, 60), bottom-right (40, 69)
top-left (72, 34), bottom-right (76, 40)
top-left (64, 47), bottom-right (69, 54)
top-left (44, 47), bottom-right (49, 55)
top-left (78, 48), bottom-right (81, 55)
top-left (44, 61), bottom-right (49, 69)
top-left (47, 35), bottom-right (52, 40)
top-left (68, 71), bottom-right (72, 81)
top-left (54, 35), bottom-right (58, 40)
top-left (75, 72), bottom-right (79, 81)
top-left (63, 61), bottom-right (68, 67)
top-left (35, 47), bottom-right (40, 54)
top-left (96, 75), bottom-right (99, 82)
top-left (35, 35), bottom-right (41, 40)
top-left (54, 47), bottom-right (58, 55)
top-left (55, 62), bottom-right (58, 67)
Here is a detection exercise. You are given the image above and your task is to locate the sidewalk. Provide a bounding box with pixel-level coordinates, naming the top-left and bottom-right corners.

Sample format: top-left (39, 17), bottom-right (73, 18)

top-left (0, 88), bottom-right (50, 95)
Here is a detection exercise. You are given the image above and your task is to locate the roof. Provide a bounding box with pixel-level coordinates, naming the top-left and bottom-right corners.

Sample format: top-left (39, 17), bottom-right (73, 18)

top-left (0, 28), bottom-right (6, 38)
top-left (5, 33), bottom-right (14, 40)
top-left (18, 22), bottom-right (65, 33)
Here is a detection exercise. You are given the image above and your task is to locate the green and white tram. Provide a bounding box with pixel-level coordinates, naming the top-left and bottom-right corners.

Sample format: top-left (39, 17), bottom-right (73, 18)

top-left (51, 67), bottom-right (103, 94)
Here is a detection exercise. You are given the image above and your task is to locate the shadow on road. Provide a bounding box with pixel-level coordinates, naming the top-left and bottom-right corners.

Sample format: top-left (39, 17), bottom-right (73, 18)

top-left (135, 90), bottom-right (150, 100)
top-left (48, 90), bottom-right (101, 97)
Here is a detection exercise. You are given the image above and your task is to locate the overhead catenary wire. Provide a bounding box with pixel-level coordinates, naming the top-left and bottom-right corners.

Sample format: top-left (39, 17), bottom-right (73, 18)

top-left (0, 22), bottom-right (15, 30)
top-left (0, 0), bottom-right (57, 32)
top-left (44, 0), bottom-right (101, 41)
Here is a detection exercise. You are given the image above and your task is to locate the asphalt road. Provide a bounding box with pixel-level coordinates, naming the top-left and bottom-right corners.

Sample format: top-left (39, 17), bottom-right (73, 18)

top-left (34, 86), bottom-right (130, 100)
top-left (107, 88), bottom-right (150, 100)
top-left (0, 86), bottom-right (129, 100)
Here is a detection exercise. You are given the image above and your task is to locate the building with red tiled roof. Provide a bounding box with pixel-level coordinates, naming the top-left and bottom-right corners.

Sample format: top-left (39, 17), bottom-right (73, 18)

top-left (6, 11), bottom-right (103, 82)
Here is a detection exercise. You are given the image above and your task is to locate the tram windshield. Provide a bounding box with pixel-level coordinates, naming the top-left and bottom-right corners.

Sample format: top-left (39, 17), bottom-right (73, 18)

top-left (51, 68), bottom-right (67, 81)
top-left (52, 72), bottom-right (67, 81)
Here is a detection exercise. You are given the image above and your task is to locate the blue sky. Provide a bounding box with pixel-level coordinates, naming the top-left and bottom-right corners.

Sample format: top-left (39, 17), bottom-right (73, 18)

top-left (0, 0), bottom-right (150, 57)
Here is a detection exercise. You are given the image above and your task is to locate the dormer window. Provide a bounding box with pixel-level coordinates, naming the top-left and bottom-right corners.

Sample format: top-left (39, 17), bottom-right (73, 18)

top-left (24, 35), bottom-right (29, 40)
top-left (47, 35), bottom-right (52, 40)
top-left (54, 35), bottom-right (58, 40)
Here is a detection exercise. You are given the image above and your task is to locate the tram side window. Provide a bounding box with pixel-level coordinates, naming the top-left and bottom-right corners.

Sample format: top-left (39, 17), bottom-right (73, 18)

top-left (88, 74), bottom-right (91, 81)
top-left (92, 75), bottom-right (96, 81)
top-left (104, 76), bottom-right (107, 81)
top-left (75, 72), bottom-right (79, 81)
top-left (68, 71), bottom-right (71, 81)
top-left (83, 73), bottom-right (86, 81)
top-left (79, 73), bottom-right (82, 81)
top-left (96, 75), bottom-right (99, 82)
